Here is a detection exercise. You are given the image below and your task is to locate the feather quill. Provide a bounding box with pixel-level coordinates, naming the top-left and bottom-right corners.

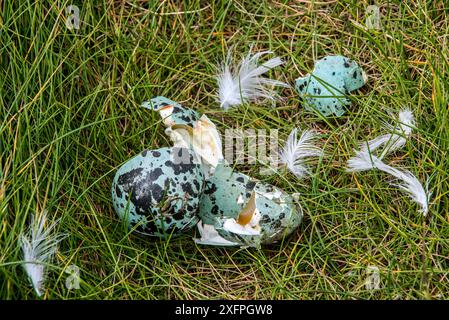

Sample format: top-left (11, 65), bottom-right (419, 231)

top-left (217, 49), bottom-right (289, 110)
top-left (279, 129), bottom-right (323, 178)
top-left (20, 211), bottom-right (65, 296)
top-left (361, 109), bottom-right (415, 157)
top-left (347, 151), bottom-right (430, 215)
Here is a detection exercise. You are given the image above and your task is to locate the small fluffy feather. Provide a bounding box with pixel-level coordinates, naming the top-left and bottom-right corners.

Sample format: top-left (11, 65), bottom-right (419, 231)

top-left (279, 129), bottom-right (323, 178)
top-left (217, 49), bottom-right (288, 110)
top-left (346, 150), bottom-right (382, 172)
top-left (346, 151), bottom-right (429, 215)
top-left (20, 211), bottom-right (64, 296)
top-left (361, 108), bottom-right (415, 157)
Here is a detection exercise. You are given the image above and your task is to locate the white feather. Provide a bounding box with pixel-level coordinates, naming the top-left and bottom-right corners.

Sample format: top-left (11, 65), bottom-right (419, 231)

top-left (346, 150), bottom-right (382, 172)
top-left (390, 169), bottom-right (430, 216)
top-left (346, 151), bottom-right (429, 215)
top-left (20, 211), bottom-right (64, 296)
top-left (217, 49), bottom-right (289, 110)
top-left (361, 108), bottom-right (415, 157)
top-left (279, 129), bottom-right (323, 178)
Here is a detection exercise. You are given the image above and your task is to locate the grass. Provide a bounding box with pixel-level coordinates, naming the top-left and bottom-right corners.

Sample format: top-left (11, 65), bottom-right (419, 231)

top-left (1, 0), bottom-right (449, 300)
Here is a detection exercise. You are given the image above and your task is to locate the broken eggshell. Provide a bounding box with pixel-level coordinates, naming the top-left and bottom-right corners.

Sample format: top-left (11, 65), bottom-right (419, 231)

top-left (113, 96), bottom-right (303, 246)
top-left (112, 146), bottom-right (205, 237)
top-left (141, 96), bottom-right (201, 127)
top-left (195, 162), bottom-right (303, 248)
top-left (141, 96), bottom-right (223, 175)
top-left (295, 55), bottom-right (367, 117)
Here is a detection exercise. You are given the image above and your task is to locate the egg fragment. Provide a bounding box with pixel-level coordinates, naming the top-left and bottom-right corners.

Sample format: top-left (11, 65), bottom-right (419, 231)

top-left (141, 96), bottom-right (201, 127)
top-left (112, 147), bottom-right (205, 237)
top-left (295, 55), bottom-right (367, 117)
top-left (195, 162), bottom-right (303, 248)
top-left (141, 96), bottom-right (223, 176)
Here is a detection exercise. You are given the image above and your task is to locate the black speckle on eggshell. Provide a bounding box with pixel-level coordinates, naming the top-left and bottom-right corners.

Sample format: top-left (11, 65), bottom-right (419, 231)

top-left (245, 181), bottom-right (256, 191)
top-left (204, 181), bottom-right (218, 195)
top-left (150, 167), bottom-right (164, 181)
top-left (115, 185), bottom-right (122, 198)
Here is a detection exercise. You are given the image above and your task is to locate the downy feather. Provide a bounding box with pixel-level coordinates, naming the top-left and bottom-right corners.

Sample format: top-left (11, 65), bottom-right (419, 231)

top-left (279, 129), bottom-right (323, 178)
top-left (20, 211), bottom-right (65, 296)
top-left (217, 49), bottom-right (288, 110)
top-left (361, 108), bottom-right (415, 157)
top-left (346, 151), bottom-right (429, 215)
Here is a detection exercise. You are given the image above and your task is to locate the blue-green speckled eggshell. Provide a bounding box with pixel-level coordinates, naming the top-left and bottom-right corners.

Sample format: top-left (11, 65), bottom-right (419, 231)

top-left (199, 163), bottom-right (302, 247)
top-left (295, 55), bottom-right (366, 117)
top-left (112, 147), bottom-right (205, 237)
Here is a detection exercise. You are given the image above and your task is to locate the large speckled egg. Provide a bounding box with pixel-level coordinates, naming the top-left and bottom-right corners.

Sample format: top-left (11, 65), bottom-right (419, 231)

top-left (196, 162), bottom-right (303, 248)
top-left (112, 147), bottom-right (205, 237)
